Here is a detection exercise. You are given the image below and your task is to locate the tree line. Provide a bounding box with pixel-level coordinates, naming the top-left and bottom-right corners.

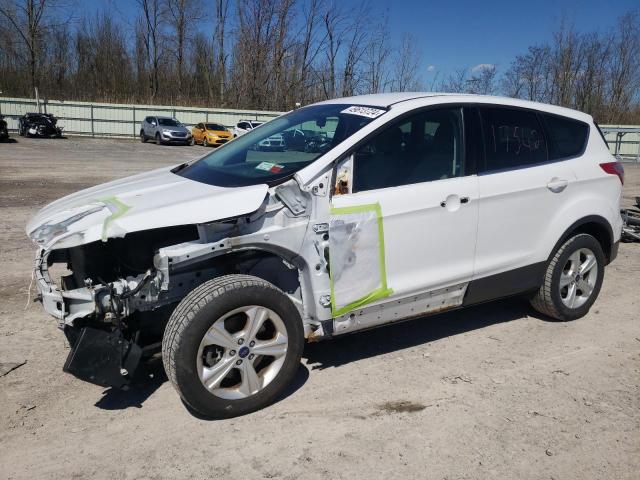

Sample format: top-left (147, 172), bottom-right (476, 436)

top-left (0, 0), bottom-right (638, 123)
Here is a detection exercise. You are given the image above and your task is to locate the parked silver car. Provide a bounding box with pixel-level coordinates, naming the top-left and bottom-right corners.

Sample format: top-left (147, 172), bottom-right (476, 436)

top-left (140, 116), bottom-right (192, 145)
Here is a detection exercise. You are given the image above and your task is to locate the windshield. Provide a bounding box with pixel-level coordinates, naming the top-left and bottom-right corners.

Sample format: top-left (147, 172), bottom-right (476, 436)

top-left (250, 122), bottom-right (263, 128)
top-left (176, 104), bottom-right (386, 187)
top-left (206, 123), bottom-right (226, 131)
top-left (159, 118), bottom-right (181, 127)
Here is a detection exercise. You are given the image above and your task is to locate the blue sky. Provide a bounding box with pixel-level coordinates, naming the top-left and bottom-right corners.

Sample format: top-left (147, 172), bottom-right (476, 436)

top-left (387, 0), bottom-right (639, 79)
top-left (90, 0), bottom-right (638, 79)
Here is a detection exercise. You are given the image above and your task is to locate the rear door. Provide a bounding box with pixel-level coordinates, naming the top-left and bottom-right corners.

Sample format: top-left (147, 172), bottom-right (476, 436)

top-left (328, 106), bottom-right (479, 314)
top-left (473, 106), bottom-right (575, 283)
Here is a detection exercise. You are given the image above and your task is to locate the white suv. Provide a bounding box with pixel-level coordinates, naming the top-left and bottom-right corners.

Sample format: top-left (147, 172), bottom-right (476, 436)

top-left (233, 119), bottom-right (264, 137)
top-left (26, 93), bottom-right (623, 418)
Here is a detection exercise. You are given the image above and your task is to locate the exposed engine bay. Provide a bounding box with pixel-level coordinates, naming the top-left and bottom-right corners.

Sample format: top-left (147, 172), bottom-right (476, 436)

top-left (30, 177), bottom-right (330, 388)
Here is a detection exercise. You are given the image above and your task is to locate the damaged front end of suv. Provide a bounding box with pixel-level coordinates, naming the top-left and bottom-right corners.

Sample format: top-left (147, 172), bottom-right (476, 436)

top-left (26, 171), bottom-right (316, 389)
top-left (26, 102), bottom-right (381, 395)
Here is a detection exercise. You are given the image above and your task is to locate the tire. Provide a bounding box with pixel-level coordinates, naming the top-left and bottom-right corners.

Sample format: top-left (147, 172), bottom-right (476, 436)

top-left (155, 132), bottom-right (163, 145)
top-left (530, 233), bottom-right (605, 321)
top-left (162, 274), bottom-right (304, 418)
top-left (140, 131), bottom-right (147, 143)
top-left (203, 137), bottom-right (209, 147)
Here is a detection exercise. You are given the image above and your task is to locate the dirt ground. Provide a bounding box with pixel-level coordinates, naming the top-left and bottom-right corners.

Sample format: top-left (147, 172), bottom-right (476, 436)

top-left (1, 136), bottom-right (638, 480)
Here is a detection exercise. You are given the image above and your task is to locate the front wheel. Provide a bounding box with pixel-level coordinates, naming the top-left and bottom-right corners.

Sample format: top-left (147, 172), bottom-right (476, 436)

top-left (162, 275), bottom-right (304, 418)
top-left (140, 131), bottom-right (147, 143)
top-left (203, 137), bottom-right (209, 147)
top-left (530, 233), bottom-right (605, 321)
top-left (155, 132), bottom-right (164, 145)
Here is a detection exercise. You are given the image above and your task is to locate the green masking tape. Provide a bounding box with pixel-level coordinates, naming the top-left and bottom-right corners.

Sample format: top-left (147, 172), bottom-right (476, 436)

top-left (329, 202), bottom-right (393, 317)
top-left (100, 196), bottom-right (131, 241)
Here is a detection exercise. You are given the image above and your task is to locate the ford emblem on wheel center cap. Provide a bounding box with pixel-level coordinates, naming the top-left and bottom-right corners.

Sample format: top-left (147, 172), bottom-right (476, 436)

top-left (238, 346), bottom-right (250, 358)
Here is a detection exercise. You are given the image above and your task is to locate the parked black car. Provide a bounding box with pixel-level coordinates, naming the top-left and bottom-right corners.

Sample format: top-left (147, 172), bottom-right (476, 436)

top-left (0, 115), bottom-right (8, 141)
top-left (18, 113), bottom-right (63, 138)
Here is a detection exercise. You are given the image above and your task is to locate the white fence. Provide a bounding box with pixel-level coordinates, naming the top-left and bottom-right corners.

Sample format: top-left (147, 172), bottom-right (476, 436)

top-left (0, 96), bottom-right (283, 137)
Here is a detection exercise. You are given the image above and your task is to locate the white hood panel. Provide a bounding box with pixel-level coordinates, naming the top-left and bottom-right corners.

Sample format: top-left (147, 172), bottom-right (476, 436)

top-left (26, 165), bottom-right (268, 249)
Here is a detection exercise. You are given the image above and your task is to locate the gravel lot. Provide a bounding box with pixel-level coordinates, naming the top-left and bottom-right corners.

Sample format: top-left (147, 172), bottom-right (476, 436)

top-left (1, 136), bottom-right (639, 480)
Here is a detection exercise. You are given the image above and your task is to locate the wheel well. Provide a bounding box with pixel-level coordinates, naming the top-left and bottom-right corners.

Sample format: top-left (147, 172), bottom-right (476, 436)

top-left (557, 217), bottom-right (614, 264)
top-left (200, 249), bottom-right (301, 295)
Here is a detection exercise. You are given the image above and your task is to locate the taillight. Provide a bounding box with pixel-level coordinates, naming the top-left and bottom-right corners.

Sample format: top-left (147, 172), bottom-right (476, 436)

top-left (600, 161), bottom-right (625, 185)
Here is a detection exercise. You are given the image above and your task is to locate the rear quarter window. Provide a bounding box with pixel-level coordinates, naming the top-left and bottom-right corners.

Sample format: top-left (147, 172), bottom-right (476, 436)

top-left (541, 113), bottom-right (589, 160)
top-left (479, 107), bottom-right (548, 172)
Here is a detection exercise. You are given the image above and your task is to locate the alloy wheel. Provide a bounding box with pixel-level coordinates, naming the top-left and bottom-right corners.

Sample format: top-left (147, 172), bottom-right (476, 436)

top-left (559, 248), bottom-right (598, 309)
top-left (196, 305), bottom-right (288, 400)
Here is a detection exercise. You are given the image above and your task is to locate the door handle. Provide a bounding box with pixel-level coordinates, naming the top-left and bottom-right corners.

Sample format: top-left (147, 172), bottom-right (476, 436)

top-left (440, 196), bottom-right (470, 208)
top-left (547, 178), bottom-right (568, 193)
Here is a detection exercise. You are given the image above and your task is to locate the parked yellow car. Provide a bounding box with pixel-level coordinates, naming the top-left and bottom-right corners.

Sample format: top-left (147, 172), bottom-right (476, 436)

top-left (192, 122), bottom-right (232, 147)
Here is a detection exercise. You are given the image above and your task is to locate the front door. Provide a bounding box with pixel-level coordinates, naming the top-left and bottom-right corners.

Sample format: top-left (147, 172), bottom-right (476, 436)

top-left (328, 106), bottom-right (479, 315)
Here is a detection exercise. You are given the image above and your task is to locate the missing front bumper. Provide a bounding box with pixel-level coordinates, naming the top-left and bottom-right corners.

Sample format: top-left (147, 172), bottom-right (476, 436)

top-left (63, 327), bottom-right (142, 389)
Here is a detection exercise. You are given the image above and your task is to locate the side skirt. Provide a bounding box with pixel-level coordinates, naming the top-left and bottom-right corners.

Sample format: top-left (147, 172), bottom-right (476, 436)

top-left (332, 283), bottom-right (468, 336)
top-left (462, 262), bottom-right (547, 307)
top-left (321, 262), bottom-right (547, 339)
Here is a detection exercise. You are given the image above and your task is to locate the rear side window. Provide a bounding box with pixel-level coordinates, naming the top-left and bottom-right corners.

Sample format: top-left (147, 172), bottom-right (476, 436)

top-left (480, 107), bottom-right (547, 171)
top-left (541, 113), bottom-right (589, 159)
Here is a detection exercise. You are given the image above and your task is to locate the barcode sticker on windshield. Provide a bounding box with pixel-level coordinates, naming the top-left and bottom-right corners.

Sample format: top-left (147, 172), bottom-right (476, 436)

top-left (341, 106), bottom-right (386, 119)
top-left (256, 162), bottom-right (284, 173)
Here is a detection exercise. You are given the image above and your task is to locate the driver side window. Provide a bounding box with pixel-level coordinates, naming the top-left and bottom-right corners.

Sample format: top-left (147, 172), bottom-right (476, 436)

top-left (352, 108), bottom-right (464, 192)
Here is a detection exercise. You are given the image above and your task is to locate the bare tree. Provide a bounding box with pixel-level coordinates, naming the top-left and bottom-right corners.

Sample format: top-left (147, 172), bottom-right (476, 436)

top-left (136, 0), bottom-right (163, 101)
top-left (213, 0), bottom-right (229, 104)
top-left (164, 0), bottom-right (201, 97)
top-left (363, 12), bottom-right (390, 93)
top-left (439, 67), bottom-right (469, 93)
top-left (292, 0), bottom-right (322, 104)
top-left (74, 13), bottom-right (133, 102)
top-left (606, 11), bottom-right (640, 122)
top-left (0, 0), bottom-right (638, 123)
top-left (340, 2), bottom-right (370, 96)
top-left (319, 1), bottom-right (343, 99)
top-left (0, 0), bottom-right (64, 91)
top-left (390, 33), bottom-right (421, 91)
top-left (502, 45), bottom-right (550, 101)
top-left (467, 64), bottom-right (497, 94)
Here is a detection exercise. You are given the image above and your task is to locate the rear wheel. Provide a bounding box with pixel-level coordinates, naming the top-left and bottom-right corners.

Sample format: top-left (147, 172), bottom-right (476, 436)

top-left (162, 275), bottom-right (304, 418)
top-left (530, 233), bottom-right (605, 321)
top-left (140, 131), bottom-right (147, 143)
